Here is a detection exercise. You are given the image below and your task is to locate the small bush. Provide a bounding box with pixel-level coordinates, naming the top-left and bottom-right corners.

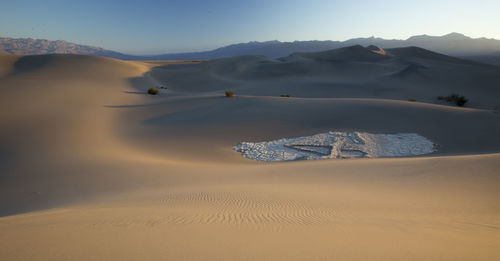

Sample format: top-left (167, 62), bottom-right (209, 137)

top-left (408, 98), bottom-right (416, 102)
top-left (225, 91), bottom-right (234, 97)
top-left (455, 96), bottom-right (468, 107)
top-left (147, 88), bottom-right (159, 95)
top-left (437, 94), bottom-right (468, 107)
top-left (280, 94), bottom-right (290, 97)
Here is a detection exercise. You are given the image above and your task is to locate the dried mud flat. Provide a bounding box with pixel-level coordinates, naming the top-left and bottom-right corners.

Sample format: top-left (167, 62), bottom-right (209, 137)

top-left (234, 131), bottom-right (436, 161)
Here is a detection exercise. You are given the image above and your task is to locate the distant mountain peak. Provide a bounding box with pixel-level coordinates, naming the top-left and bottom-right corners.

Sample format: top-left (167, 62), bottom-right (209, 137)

top-left (442, 32), bottom-right (468, 39)
top-left (406, 34), bottom-right (430, 41)
top-left (407, 32), bottom-right (470, 41)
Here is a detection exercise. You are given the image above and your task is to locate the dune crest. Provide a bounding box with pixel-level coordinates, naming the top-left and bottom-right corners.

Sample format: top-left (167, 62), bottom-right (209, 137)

top-left (367, 45), bottom-right (387, 55)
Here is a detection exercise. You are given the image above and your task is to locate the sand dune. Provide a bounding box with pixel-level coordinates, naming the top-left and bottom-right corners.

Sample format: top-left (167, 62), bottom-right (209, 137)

top-left (1, 155), bottom-right (499, 260)
top-left (150, 45), bottom-right (500, 108)
top-left (0, 49), bottom-right (499, 260)
top-left (0, 53), bottom-right (20, 77)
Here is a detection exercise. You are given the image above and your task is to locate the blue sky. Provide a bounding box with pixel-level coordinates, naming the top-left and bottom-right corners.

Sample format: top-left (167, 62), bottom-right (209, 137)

top-left (1, 0), bottom-right (499, 54)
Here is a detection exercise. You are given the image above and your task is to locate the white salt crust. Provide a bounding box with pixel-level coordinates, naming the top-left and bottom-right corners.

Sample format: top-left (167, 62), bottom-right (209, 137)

top-left (233, 132), bottom-right (436, 162)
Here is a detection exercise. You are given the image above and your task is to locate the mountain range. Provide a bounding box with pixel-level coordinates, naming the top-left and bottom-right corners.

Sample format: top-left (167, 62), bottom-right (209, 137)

top-left (1, 33), bottom-right (500, 65)
top-left (0, 37), bottom-right (135, 60)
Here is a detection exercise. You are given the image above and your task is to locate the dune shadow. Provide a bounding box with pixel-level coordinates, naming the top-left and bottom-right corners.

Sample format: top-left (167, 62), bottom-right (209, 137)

top-left (103, 103), bottom-right (163, 108)
top-left (122, 90), bottom-right (145, 95)
top-left (8, 54), bottom-right (56, 76)
top-left (108, 64), bottom-right (171, 109)
top-left (128, 74), bottom-right (153, 91)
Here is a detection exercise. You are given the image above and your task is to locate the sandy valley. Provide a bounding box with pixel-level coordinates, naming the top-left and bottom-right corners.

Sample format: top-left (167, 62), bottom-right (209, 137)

top-left (1, 46), bottom-right (499, 260)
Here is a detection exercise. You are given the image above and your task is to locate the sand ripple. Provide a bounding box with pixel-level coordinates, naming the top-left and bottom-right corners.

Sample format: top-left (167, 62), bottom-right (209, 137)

top-left (91, 191), bottom-right (335, 228)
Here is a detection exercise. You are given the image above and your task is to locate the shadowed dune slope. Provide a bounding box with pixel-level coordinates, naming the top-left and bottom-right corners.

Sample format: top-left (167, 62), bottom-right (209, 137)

top-left (287, 44), bottom-right (390, 62)
top-left (0, 53), bottom-right (20, 77)
top-left (149, 46), bottom-right (500, 108)
top-left (119, 96), bottom-right (500, 162)
top-left (0, 54), bottom-right (160, 215)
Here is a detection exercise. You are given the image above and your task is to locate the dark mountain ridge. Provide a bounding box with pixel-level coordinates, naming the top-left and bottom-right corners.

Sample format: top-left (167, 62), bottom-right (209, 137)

top-left (0, 37), bottom-right (136, 60)
top-left (1, 33), bottom-right (500, 65)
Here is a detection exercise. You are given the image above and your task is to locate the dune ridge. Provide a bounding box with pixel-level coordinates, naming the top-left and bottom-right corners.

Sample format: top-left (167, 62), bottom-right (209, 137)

top-left (149, 45), bottom-right (500, 109)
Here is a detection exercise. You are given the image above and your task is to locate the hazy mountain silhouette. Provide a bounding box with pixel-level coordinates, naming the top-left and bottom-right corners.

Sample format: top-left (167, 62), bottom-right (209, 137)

top-left (0, 37), bottom-right (136, 60)
top-left (1, 33), bottom-right (500, 64)
top-left (145, 33), bottom-right (500, 64)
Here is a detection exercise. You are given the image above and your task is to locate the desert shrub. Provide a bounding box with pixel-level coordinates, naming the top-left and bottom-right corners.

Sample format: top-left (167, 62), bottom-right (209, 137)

top-left (408, 98), bottom-right (416, 102)
top-left (225, 91), bottom-right (234, 97)
top-left (455, 95), bottom-right (468, 107)
top-left (437, 94), bottom-right (468, 107)
top-left (147, 88), bottom-right (159, 95)
top-left (280, 94), bottom-right (290, 97)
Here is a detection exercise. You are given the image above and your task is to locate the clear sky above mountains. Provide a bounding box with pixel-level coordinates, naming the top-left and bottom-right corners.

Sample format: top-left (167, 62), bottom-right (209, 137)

top-left (1, 0), bottom-right (499, 54)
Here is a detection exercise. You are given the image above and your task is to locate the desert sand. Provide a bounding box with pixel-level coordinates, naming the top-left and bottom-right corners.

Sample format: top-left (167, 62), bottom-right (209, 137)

top-left (0, 47), bottom-right (499, 260)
